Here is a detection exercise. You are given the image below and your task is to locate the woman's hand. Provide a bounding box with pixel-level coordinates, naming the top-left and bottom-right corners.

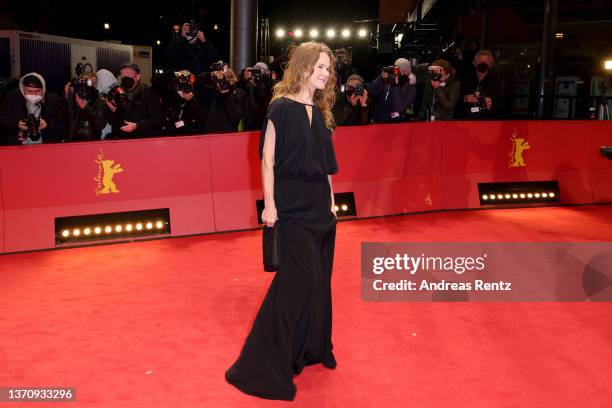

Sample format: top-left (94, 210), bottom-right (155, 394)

top-left (261, 206), bottom-right (278, 227)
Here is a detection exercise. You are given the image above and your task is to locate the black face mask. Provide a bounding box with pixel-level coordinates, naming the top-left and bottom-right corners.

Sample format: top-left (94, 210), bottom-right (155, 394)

top-left (476, 63), bottom-right (489, 73)
top-left (120, 76), bottom-right (135, 90)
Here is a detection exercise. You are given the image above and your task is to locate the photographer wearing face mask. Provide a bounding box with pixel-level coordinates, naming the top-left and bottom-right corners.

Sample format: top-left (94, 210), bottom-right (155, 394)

top-left (64, 72), bottom-right (108, 142)
top-left (0, 72), bottom-right (65, 145)
top-left (238, 62), bottom-right (274, 131)
top-left (459, 50), bottom-right (502, 119)
top-left (368, 58), bottom-right (417, 123)
top-left (105, 63), bottom-right (162, 138)
top-left (417, 59), bottom-right (461, 121)
top-left (196, 62), bottom-right (246, 133)
top-left (166, 20), bottom-right (219, 75)
top-left (159, 70), bottom-right (206, 135)
top-left (332, 74), bottom-right (370, 126)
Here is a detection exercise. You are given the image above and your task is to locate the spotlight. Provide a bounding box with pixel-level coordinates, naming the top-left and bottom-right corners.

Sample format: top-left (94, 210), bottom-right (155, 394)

top-left (136, 223), bottom-right (143, 231)
top-left (94, 227), bottom-right (102, 234)
top-left (73, 229), bottom-right (81, 237)
top-left (115, 225), bottom-right (123, 233)
top-left (84, 228), bottom-right (91, 235)
top-left (126, 224), bottom-right (133, 232)
top-left (555, 32), bottom-right (564, 39)
top-left (520, 194), bottom-right (526, 199)
top-left (512, 194), bottom-right (518, 199)
top-left (146, 222), bottom-right (153, 230)
top-left (341, 29), bottom-right (350, 38)
top-left (541, 193), bottom-right (548, 198)
top-left (341, 204), bottom-right (348, 211)
top-left (534, 193), bottom-right (541, 198)
top-left (294, 29), bottom-right (303, 38)
top-left (310, 29), bottom-right (319, 38)
top-left (505, 194), bottom-right (511, 199)
top-left (156, 40), bottom-right (161, 46)
top-left (549, 192), bottom-right (555, 198)
top-left (334, 205), bottom-right (339, 212)
top-left (358, 28), bottom-right (367, 38)
top-left (326, 29), bottom-right (336, 38)
top-left (490, 195), bottom-right (496, 200)
top-left (527, 194), bottom-right (533, 198)
top-left (62, 230), bottom-right (70, 237)
top-left (105, 226), bottom-right (112, 233)
top-left (213, 24), bottom-right (219, 31)
top-left (275, 29), bottom-right (285, 38)
top-left (103, 23), bottom-right (110, 30)
top-left (156, 221), bottom-right (164, 229)
top-left (497, 194), bottom-right (503, 199)
top-left (482, 195), bottom-right (488, 200)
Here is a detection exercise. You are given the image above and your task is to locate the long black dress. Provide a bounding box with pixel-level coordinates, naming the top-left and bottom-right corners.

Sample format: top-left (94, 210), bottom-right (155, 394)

top-left (225, 97), bottom-right (338, 401)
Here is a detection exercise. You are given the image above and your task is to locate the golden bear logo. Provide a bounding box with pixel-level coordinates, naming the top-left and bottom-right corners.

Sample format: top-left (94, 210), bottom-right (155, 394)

top-left (509, 130), bottom-right (530, 168)
top-left (94, 149), bottom-right (124, 196)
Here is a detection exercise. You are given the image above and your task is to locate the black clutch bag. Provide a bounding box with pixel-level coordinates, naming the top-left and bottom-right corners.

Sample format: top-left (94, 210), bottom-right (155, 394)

top-left (262, 224), bottom-right (280, 272)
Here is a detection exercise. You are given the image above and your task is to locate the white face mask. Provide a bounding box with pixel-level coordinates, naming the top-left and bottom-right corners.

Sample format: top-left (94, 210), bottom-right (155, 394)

top-left (25, 94), bottom-right (43, 104)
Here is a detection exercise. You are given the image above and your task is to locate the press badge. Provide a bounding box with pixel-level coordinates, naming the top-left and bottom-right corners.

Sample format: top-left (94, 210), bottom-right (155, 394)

top-left (175, 120), bottom-right (185, 128)
top-left (471, 107), bottom-right (480, 113)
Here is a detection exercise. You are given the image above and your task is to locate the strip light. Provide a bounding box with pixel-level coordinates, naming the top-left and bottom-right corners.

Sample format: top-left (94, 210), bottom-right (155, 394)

top-left (482, 192), bottom-right (556, 201)
top-left (55, 209), bottom-right (171, 245)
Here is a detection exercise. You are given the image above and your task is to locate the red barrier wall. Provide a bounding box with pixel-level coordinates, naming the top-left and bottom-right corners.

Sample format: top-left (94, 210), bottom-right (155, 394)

top-left (1, 121), bottom-right (610, 253)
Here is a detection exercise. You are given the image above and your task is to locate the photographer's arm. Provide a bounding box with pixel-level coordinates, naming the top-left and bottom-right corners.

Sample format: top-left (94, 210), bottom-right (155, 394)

top-left (136, 90), bottom-right (162, 134)
top-left (367, 76), bottom-right (386, 97)
top-left (435, 81), bottom-right (461, 112)
top-left (221, 90), bottom-right (246, 128)
top-left (41, 97), bottom-right (66, 143)
top-left (80, 98), bottom-right (108, 134)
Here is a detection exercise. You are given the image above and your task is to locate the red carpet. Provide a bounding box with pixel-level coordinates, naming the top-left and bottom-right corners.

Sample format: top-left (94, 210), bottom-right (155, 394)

top-left (1, 205), bottom-right (612, 407)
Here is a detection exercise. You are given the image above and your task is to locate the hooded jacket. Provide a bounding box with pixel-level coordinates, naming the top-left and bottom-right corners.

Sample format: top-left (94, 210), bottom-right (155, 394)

top-left (0, 73), bottom-right (65, 145)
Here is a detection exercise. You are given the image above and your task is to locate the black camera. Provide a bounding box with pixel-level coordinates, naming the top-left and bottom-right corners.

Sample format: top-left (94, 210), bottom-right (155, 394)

top-left (216, 77), bottom-right (230, 91)
top-left (25, 113), bottom-right (41, 141)
top-left (477, 95), bottom-right (488, 111)
top-left (211, 61), bottom-right (226, 72)
top-left (382, 66), bottom-right (400, 85)
top-left (383, 66), bottom-right (400, 76)
top-left (345, 84), bottom-right (364, 97)
top-left (247, 67), bottom-right (270, 83)
top-left (429, 70), bottom-right (442, 82)
top-left (72, 78), bottom-right (99, 102)
top-left (106, 84), bottom-right (129, 108)
top-left (174, 72), bottom-right (195, 93)
top-left (187, 20), bottom-right (199, 36)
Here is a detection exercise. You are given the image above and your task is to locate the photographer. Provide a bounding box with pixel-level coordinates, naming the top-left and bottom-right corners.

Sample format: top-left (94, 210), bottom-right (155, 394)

top-left (459, 50), bottom-right (502, 119)
top-left (96, 69), bottom-right (118, 139)
top-left (334, 48), bottom-right (357, 87)
top-left (166, 20), bottom-right (219, 75)
top-left (105, 63), bottom-right (162, 139)
top-left (368, 58), bottom-right (417, 123)
top-left (332, 74), bottom-right (370, 126)
top-left (196, 63), bottom-right (246, 134)
top-left (64, 72), bottom-right (108, 141)
top-left (160, 70), bottom-right (205, 135)
top-left (238, 62), bottom-right (273, 131)
top-left (417, 59), bottom-right (461, 121)
top-left (0, 73), bottom-right (65, 145)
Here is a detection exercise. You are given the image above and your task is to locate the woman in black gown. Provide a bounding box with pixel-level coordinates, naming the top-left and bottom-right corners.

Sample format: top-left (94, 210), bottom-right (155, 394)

top-left (225, 41), bottom-right (339, 401)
